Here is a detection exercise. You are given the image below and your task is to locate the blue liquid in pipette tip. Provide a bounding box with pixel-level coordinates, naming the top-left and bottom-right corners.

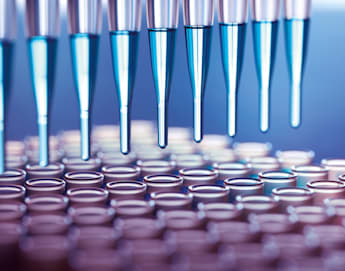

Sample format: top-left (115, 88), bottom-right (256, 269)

top-left (0, 41), bottom-right (14, 173)
top-left (253, 21), bottom-right (279, 133)
top-left (185, 26), bottom-right (213, 143)
top-left (70, 33), bottom-right (100, 160)
top-left (285, 19), bottom-right (310, 128)
top-left (148, 28), bottom-right (177, 149)
top-left (28, 36), bottom-right (58, 166)
top-left (219, 23), bottom-right (247, 137)
top-left (110, 31), bottom-right (140, 154)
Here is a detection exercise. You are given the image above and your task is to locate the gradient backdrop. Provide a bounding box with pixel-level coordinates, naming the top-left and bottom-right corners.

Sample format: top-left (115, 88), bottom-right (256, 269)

top-left (6, 4), bottom-right (344, 161)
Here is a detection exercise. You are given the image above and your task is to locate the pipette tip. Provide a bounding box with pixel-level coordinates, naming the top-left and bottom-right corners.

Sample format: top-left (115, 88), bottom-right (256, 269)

top-left (193, 97), bottom-right (203, 143)
top-left (0, 124), bottom-right (4, 174)
top-left (120, 106), bottom-right (130, 155)
top-left (38, 118), bottom-right (49, 167)
top-left (219, 22), bottom-right (247, 139)
top-left (228, 90), bottom-right (237, 138)
top-left (290, 84), bottom-right (302, 129)
top-left (148, 28), bottom-right (177, 149)
top-left (253, 21), bottom-right (279, 135)
top-left (285, 18), bottom-right (310, 130)
top-left (291, 107), bottom-right (301, 128)
top-left (80, 113), bottom-right (90, 161)
top-left (157, 103), bottom-right (168, 149)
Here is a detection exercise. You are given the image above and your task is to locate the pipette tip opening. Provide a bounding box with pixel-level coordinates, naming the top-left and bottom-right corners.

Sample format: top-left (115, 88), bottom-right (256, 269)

top-left (194, 135), bottom-right (203, 143)
top-left (291, 119), bottom-right (301, 129)
top-left (158, 143), bottom-right (167, 149)
top-left (229, 131), bottom-right (236, 138)
top-left (121, 148), bottom-right (129, 155)
top-left (260, 126), bottom-right (269, 133)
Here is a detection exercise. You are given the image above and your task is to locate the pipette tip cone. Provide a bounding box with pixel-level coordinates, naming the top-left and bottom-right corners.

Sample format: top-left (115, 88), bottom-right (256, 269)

top-left (110, 31), bottom-right (139, 156)
top-left (219, 23), bottom-right (247, 139)
top-left (285, 18), bottom-right (310, 130)
top-left (148, 29), bottom-right (177, 149)
top-left (28, 37), bottom-right (57, 168)
top-left (70, 34), bottom-right (99, 161)
top-left (253, 21), bottom-right (278, 134)
top-left (185, 26), bottom-right (212, 145)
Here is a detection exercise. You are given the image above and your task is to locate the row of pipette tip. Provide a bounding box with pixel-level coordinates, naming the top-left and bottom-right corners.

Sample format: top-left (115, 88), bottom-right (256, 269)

top-left (3, 124), bottom-right (345, 269)
top-left (0, 0), bottom-right (311, 171)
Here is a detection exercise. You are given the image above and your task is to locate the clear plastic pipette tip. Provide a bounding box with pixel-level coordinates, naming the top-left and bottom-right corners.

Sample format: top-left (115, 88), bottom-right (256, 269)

top-left (120, 106), bottom-right (130, 154)
top-left (193, 97), bottom-right (203, 142)
top-left (38, 118), bottom-right (48, 167)
top-left (260, 84), bottom-right (269, 132)
top-left (0, 123), bottom-right (4, 173)
top-left (228, 91), bottom-right (237, 137)
top-left (291, 83), bottom-right (301, 128)
top-left (158, 102), bottom-right (167, 148)
top-left (80, 112), bottom-right (90, 160)
top-left (219, 23), bottom-right (247, 137)
top-left (148, 28), bottom-right (177, 149)
top-left (284, 0), bottom-right (311, 128)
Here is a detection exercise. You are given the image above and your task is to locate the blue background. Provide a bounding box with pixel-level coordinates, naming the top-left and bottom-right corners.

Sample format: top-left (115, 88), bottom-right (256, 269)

top-left (6, 9), bottom-right (344, 161)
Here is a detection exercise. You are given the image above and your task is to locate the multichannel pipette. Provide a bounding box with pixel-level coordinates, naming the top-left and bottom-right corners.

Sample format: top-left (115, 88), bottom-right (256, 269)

top-left (146, 0), bottom-right (179, 148)
top-left (218, 0), bottom-right (248, 137)
top-left (107, 0), bottom-right (141, 154)
top-left (251, 0), bottom-right (280, 132)
top-left (284, 0), bottom-right (311, 128)
top-left (25, 0), bottom-right (60, 166)
top-left (183, 0), bottom-right (215, 143)
top-left (0, 0), bottom-right (16, 173)
top-left (67, 0), bottom-right (102, 160)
